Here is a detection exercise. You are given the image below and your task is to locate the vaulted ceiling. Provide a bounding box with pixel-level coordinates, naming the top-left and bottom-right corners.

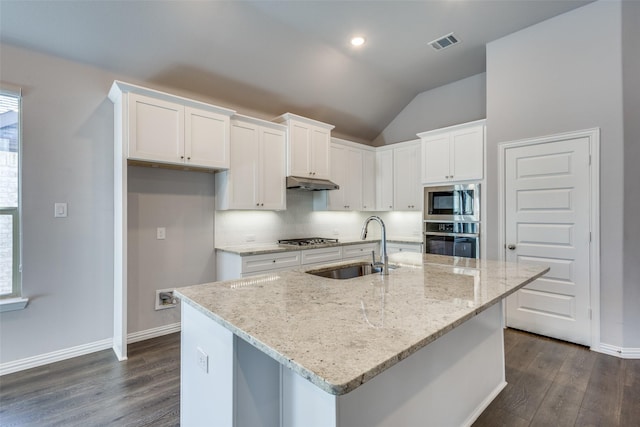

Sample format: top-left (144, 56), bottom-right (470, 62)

top-left (0, 0), bottom-right (592, 143)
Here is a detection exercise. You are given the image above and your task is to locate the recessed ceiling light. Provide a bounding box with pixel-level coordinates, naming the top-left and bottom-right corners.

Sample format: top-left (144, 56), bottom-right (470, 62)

top-left (350, 36), bottom-right (366, 47)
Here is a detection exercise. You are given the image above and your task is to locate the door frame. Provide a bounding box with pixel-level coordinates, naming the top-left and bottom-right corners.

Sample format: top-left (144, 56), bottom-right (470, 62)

top-left (498, 128), bottom-right (600, 350)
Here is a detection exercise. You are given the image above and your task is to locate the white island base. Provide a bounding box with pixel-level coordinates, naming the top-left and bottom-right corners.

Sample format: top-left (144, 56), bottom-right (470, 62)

top-left (180, 301), bottom-right (506, 427)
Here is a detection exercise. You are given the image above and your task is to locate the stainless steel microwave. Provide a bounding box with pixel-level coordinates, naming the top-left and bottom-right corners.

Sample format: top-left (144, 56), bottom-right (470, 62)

top-left (423, 184), bottom-right (480, 222)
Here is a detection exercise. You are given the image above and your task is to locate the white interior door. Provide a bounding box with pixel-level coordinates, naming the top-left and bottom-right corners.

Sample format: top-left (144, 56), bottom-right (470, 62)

top-left (504, 135), bottom-right (592, 346)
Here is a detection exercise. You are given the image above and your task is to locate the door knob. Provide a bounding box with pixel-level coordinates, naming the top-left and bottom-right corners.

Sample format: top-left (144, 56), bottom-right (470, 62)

top-left (507, 244), bottom-right (516, 250)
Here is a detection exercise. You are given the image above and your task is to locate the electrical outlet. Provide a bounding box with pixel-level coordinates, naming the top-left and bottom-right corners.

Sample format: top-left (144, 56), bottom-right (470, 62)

top-left (155, 289), bottom-right (177, 310)
top-left (156, 227), bottom-right (166, 240)
top-left (54, 202), bottom-right (67, 218)
top-left (332, 229), bottom-right (339, 236)
top-left (197, 347), bottom-right (209, 373)
top-left (245, 234), bottom-right (256, 242)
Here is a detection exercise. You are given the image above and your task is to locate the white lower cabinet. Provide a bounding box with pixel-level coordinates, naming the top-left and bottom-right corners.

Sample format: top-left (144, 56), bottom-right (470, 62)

top-left (216, 243), bottom-right (380, 281)
top-left (216, 251), bottom-right (301, 280)
top-left (387, 242), bottom-right (423, 254)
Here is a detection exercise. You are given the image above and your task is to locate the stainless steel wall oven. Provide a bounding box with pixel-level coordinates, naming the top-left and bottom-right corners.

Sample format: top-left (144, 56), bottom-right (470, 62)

top-left (423, 184), bottom-right (480, 259)
top-left (423, 222), bottom-right (479, 259)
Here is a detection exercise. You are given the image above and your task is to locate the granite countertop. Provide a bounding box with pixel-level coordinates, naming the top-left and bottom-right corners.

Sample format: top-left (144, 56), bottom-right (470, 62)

top-left (175, 253), bottom-right (548, 396)
top-left (216, 237), bottom-right (421, 256)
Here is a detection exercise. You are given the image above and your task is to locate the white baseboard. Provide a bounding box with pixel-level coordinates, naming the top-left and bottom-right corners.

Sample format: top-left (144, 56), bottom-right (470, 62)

top-left (462, 381), bottom-right (508, 427)
top-left (127, 322), bottom-right (181, 344)
top-left (0, 338), bottom-right (113, 376)
top-left (1, 322), bottom-right (182, 376)
top-left (595, 343), bottom-right (640, 359)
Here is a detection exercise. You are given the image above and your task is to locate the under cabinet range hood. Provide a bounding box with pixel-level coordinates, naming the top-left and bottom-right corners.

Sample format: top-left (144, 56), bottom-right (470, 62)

top-left (286, 176), bottom-right (339, 191)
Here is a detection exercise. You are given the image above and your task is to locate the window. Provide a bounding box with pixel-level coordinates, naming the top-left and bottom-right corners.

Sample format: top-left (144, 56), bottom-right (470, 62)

top-left (0, 87), bottom-right (25, 310)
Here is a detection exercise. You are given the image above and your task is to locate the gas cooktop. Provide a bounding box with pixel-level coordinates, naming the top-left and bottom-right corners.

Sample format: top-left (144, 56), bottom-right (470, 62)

top-left (277, 237), bottom-right (339, 247)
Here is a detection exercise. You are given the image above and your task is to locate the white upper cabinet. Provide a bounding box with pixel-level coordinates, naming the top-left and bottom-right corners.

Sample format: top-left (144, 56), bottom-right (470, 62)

top-left (216, 116), bottom-right (286, 210)
top-left (315, 139), bottom-right (376, 211)
top-left (393, 141), bottom-right (422, 211)
top-left (274, 113), bottom-right (334, 180)
top-left (376, 147), bottom-right (394, 211)
top-left (362, 150), bottom-right (376, 211)
top-left (419, 121), bottom-right (485, 184)
top-left (110, 82), bottom-right (235, 170)
top-left (184, 107), bottom-right (231, 169)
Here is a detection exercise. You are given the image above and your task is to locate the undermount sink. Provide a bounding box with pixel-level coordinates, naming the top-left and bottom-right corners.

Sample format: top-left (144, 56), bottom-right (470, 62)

top-left (306, 262), bottom-right (398, 280)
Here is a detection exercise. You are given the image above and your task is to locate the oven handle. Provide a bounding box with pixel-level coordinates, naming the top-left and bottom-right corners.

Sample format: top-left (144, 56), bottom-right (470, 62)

top-left (423, 232), bottom-right (480, 238)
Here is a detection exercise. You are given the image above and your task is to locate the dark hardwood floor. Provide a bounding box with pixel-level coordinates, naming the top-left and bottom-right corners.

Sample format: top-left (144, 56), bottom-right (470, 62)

top-left (474, 329), bottom-right (640, 427)
top-left (0, 334), bottom-right (180, 427)
top-left (1, 329), bottom-right (638, 426)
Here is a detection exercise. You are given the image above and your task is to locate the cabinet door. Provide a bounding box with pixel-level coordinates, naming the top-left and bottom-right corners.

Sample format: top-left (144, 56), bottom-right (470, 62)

top-left (260, 127), bottom-right (286, 210)
top-left (327, 144), bottom-right (347, 210)
top-left (228, 121), bottom-right (260, 209)
top-left (376, 149), bottom-right (394, 211)
top-left (185, 107), bottom-right (230, 169)
top-left (394, 143), bottom-right (421, 211)
top-left (345, 148), bottom-right (363, 210)
top-left (421, 133), bottom-right (451, 184)
top-left (362, 150), bottom-right (376, 211)
top-left (450, 125), bottom-right (484, 182)
top-left (288, 122), bottom-right (311, 177)
top-left (128, 92), bottom-right (184, 163)
top-left (310, 127), bottom-right (331, 179)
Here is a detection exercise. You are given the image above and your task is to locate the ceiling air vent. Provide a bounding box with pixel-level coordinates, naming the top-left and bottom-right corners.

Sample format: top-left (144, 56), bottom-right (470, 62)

top-left (429, 33), bottom-right (460, 51)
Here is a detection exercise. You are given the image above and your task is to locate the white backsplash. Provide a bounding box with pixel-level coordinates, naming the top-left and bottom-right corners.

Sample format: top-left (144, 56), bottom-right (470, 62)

top-left (215, 190), bottom-right (422, 247)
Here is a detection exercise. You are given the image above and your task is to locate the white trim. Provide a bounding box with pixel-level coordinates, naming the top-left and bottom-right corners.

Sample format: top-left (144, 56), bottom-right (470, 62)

top-left (0, 82), bottom-right (22, 96)
top-left (462, 381), bottom-right (508, 427)
top-left (127, 322), bottom-right (181, 344)
top-left (0, 297), bottom-right (28, 312)
top-left (0, 323), bottom-right (182, 376)
top-left (416, 118), bottom-right (486, 138)
top-left (0, 338), bottom-right (112, 376)
top-left (498, 128), bottom-right (601, 349)
top-left (595, 343), bottom-right (640, 359)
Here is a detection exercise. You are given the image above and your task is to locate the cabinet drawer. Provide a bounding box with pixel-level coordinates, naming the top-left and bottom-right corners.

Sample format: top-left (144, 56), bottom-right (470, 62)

top-left (242, 252), bottom-right (301, 274)
top-left (388, 242), bottom-right (423, 254)
top-left (343, 243), bottom-right (378, 260)
top-left (301, 246), bottom-right (343, 266)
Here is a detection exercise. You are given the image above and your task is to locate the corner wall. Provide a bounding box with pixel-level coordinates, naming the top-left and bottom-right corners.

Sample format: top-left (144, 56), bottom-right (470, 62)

top-left (0, 44), bottom-right (216, 364)
top-left (622, 0), bottom-right (640, 348)
top-left (371, 73), bottom-right (486, 146)
top-left (486, 0), bottom-right (625, 346)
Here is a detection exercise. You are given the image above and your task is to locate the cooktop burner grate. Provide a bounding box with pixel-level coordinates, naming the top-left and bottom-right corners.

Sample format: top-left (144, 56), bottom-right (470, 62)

top-left (277, 237), bottom-right (339, 246)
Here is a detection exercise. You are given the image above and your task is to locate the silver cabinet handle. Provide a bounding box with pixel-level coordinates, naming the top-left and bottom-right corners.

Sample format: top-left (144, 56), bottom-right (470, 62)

top-left (508, 244), bottom-right (516, 250)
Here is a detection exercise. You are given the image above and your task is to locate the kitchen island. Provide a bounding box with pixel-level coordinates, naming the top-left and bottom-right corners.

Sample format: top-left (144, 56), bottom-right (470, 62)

top-left (175, 253), bottom-right (548, 427)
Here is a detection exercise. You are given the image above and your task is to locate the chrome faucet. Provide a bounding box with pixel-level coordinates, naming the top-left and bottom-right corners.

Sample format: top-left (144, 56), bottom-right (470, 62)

top-left (360, 215), bottom-right (389, 275)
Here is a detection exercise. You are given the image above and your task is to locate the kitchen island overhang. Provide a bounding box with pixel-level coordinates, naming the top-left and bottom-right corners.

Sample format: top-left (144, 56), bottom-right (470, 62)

top-left (175, 253), bottom-right (549, 427)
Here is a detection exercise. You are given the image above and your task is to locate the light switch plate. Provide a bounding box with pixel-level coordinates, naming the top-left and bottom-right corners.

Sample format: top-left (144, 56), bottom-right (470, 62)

top-left (54, 203), bottom-right (67, 218)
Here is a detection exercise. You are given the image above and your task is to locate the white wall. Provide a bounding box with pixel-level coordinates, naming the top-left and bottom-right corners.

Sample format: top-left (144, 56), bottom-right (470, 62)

top-left (371, 73), bottom-right (486, 146)
top-left (127, 166), bottom-right (216, 334)
top-left (0, 45), bottom-right (219, 364)
top-left (486, 1), bottom-right (626, 347)
top-left (215, 189), bottom-right (421, 247)
top-left (622, 0), bottom-right (640, 348)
